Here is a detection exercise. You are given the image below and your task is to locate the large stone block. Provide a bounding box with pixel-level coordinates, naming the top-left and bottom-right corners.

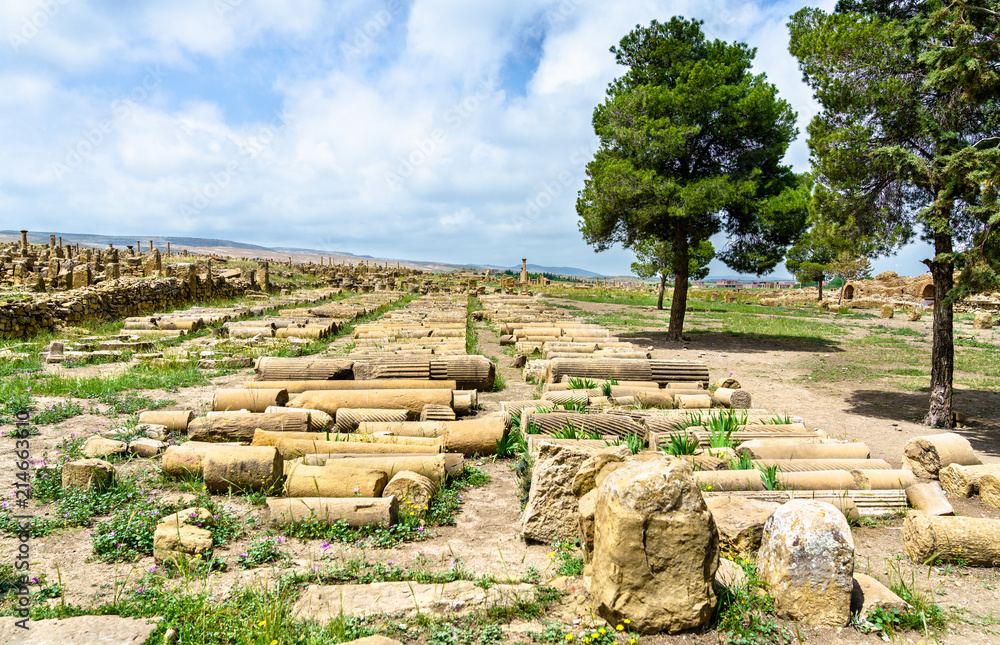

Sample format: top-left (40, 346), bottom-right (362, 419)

top-left (61, 459), bottom-right (114, 491)
top-left (591, 458), bottom-right (718, 634)
top-left (706, 495), bottom-right (780, 553)
top-left (521, 442), bottom-right (597, 543)
top-left (757, 500), bottom-right (854, 627)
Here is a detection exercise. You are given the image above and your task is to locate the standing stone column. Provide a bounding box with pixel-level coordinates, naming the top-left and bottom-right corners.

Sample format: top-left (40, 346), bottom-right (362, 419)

top-left (20, 230), bottom-right (28, 252)
top-left (49, 234), bottom-right (56, 249)
top-left (255, 260), bottom-right (269, 292)
top-left (520, 258), bottom-right (527, 284)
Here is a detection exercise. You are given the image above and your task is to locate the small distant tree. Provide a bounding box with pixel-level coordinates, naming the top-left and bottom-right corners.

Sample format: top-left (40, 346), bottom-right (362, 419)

top-left (631, 238), bottom-right (715, 309)
top-left (827, 251), bottom-right (872, 303)
top-left (784, 210), bottom-right (840, 301)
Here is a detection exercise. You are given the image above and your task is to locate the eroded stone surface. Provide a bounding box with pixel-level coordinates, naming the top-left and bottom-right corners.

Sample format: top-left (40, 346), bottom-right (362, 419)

top-left (0, 615), bottom-right (159, 644)
top-left (757, 500), bottom-right (854, 627)
top-left (294, 581), bottom-right (536, 622)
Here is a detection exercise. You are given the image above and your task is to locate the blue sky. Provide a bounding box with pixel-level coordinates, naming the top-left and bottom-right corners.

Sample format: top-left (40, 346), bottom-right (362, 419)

top-left (1, 0), bottom-right (935, 277)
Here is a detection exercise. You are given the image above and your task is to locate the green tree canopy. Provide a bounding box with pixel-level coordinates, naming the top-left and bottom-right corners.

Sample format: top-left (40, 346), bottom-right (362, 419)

top-left (631, 237), bottom-right (714, 309)
top-left (577, 17), bottom-right (808, 340)
top-left (788, 0), bottom-right (1000, 426)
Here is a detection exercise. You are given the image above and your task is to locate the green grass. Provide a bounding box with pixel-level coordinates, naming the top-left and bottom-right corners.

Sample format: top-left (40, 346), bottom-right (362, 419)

top-left (713, 558), bottom-right (793, 644)
top-left (14, 578), bottom-right (374, 645)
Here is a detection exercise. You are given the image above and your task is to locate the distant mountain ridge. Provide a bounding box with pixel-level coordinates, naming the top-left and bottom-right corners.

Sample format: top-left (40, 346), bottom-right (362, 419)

top-left (1, 230), bottom-right (603, 278)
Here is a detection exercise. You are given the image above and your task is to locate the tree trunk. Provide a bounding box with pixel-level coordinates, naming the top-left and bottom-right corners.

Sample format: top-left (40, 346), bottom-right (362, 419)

top-left (817, 274), bottom-right (824, 301)
top-left (925, 231), bottom-right (955, 428)
top-left (657, 274), bottom-right (666, 310)
top-left (837, 280), bottom-right (845, 304)
top-left (667, 225), bottom-right (690, 341)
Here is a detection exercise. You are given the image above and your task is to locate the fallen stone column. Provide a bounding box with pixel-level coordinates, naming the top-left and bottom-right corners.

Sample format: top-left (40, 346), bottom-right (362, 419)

top-left (289, 389), bottom-right (453, 416)
top-left (246, 379), bottom-right (457, 393)
top-left (420, 404), bottom-right (456, 422)
top-left (546, 358), bottom-right (653, 384)
top-left (851, 469), bottom-right (916, 490)
top-left (213, 388), bottom-right (289, 413)
top-left (903, 511), bottom-right (1000, 566)
top-left (713, 388), bottom-right (752, 409)
top-left (252, 429), bottom-right (442, 449)
top-left (939, 464), bottom-right (1000, 497)
top-left (548, 379), bottom-right (660, 390)
top-left (268, 497), bottom-right (398, 527)
top-left (228, 327), bottom-right (275, 339)
top-left (188, 411), bottom-right (309, 442)
top-left (383, 471), bottom-right (437, 515)
top-left (157, 318), bottom-right (204, 331)
top-left (357, 417), bottom-right (506, 456)
top-left (263, 406), bottom-right (333, 431)
top-left (738, 442), bottom-right (870, 460)
top-left (272, 437), bottom-right (439, 460)
top-left (902, 432), bottom-right (981, 479)
top-left (284, 463), bottom-right (388, 497)
top-left (541, 390), bottom-right (589, 405)
top-left (676, 394), bottom-right (712, 409)
top-left (302, 454), bottom-right (447, 484)
top-left (520, 411), bottom-right (645, 439)
top-left (254, 357), bottom-right (355, 381)
top-left (336, 408), bottom-right (408, 431)
top-left (138, 410), bottom-right (194, 432)
top-left (751, 459), bottom-right (890, 472)
top-left (696, 470), bottom-right (859, 491)
top-left (202, 446), bottom-right (283, 493)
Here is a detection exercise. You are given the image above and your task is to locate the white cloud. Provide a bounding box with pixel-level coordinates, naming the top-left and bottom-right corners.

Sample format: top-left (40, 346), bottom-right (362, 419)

top-left (0, 0), bottom-right (935, 277)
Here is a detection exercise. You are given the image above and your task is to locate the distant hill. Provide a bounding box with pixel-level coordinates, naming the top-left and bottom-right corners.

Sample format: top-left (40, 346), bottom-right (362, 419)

top-left (1, 230), bottom-right (604, 278)
top-left (480, 264), bottom-right (602, 278)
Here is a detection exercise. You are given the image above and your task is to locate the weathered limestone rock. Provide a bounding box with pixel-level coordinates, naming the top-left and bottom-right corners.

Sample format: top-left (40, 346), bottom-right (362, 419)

top-left (0, 615), bottom-right (160, 644)
top-left (294, 580), bottom-right (536, 622)
top-left (591, 458), bottom-right (718, 634)
top-left (851, 573), bottom-right (909, 623)
top-left (905, 482), bottom-right (955, 516)
top-left (522, 442), bottom-right (598, 543)
top-left (973, 312), bottom-right (994, 329)
top-left (81, 436), bottom-right (127, 459)
top-left (757, 500), bottom-right (854, 627)
top-left (902, 432), bottom-right (981, 479)
top-left (61, 459), bottom-right (114, 491)
top-left (978, 474), bottom-right (1000, 509)
top-left (577, 488), bottom-right (597, 562)
top-left (571, 444), bottom-right (631, 497)
top-left (880, 305), bottom-right (894, 319)
top-left (153, 507), bottom-right (214, 564)
top-left (128, 438), bottom-right (165, 458)
top-left (705, 496), bottom-right (780, 553)
top-left (906, 308), bottom-right (922, 321)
